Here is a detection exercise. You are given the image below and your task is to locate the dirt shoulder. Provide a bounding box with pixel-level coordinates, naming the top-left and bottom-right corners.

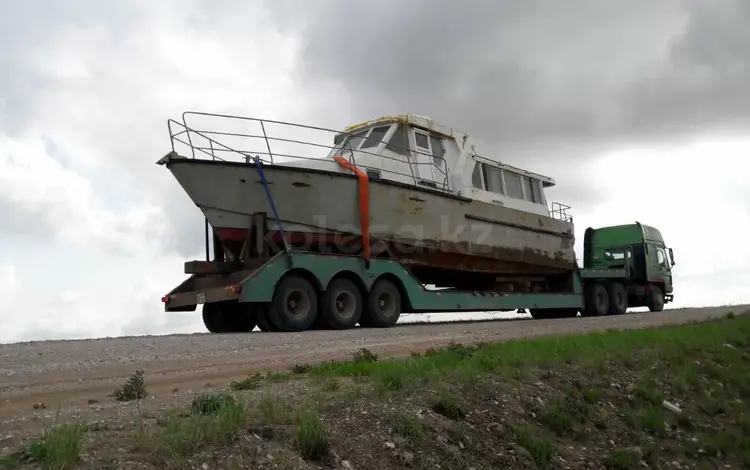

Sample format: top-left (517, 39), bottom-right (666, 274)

top-left (0, 306), bottom-right (742, 434)
top-left (1, 306), bottom-right (749, 469)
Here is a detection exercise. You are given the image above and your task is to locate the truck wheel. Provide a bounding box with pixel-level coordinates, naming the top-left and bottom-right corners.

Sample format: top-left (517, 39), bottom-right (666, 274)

top-left (583, 283), bottom-right (609, 317)
top-left (364, 278), bottom-right (401, 327)
top-left (321, 278), bottom-right (363, 330)
top-left (606, 283), bottom-right (628, 315)
top-left (647, 285), bottom-right (665, 312)
top-left (270, 275), bottom-right (318, 332)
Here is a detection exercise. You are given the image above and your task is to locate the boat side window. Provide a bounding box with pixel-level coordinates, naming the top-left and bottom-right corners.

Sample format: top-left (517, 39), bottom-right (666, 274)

top-left (385, 124), bottom-right (410, 156)
top-left (482, 164), bottom-right (504, 194)
top-left (471, 162), bottom-right (484, 189)
top-left (414, 131), bottom-right (429, 151)
top-left (359, 126), bottom-right (390, 150)
top-left (523, 175), bottom-right (543, 204)
top-left (429, 135), bottom-right (445, 167)
top-left (503, 170), bottom-right (525, 200)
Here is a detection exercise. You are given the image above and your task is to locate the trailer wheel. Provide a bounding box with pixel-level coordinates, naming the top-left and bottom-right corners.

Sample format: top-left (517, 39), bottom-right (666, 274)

top-left (321, 278), bottom-right (363, 329)
top-left (270, 275), bottom-right (318, 332)
top-left (255, 304), bottom-right (279, 332)
top-left (202, 304), bottom-right (220, 333)
top-left (647, 285), bottom-right (665, 312)
top-left (583, 283), bottom-right (609, 317)
top-left (364, 278), bottom-right (401, 327)
top-left (606, 282), bottom-right (628, 315)
top-left (529, 309), bottom-right (556, 320)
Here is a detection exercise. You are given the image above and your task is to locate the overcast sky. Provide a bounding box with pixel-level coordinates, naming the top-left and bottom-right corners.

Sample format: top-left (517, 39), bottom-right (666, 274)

top-left (1, 0), bottom-right (749, 343)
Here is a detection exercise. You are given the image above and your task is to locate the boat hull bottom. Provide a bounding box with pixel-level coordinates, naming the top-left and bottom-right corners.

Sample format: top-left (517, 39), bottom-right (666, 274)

top-left (214, 227), bottom-right (576, 279)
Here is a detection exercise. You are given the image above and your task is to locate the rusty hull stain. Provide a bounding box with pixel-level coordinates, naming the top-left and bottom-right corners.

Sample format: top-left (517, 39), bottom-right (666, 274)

top-left (382, 235), bottom-right (576, 275)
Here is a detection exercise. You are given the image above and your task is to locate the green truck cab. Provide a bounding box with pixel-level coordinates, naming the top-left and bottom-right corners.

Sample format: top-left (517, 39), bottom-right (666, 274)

top-left (583, 221), bottom-right (675, 313)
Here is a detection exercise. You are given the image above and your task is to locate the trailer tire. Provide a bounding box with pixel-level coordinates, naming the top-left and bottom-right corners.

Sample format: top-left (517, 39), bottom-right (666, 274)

top-left (647, 285), bottom-right (665, 312)
top-left (364, 278), bottom-right (401, 328)
top-left (255, 304), bottom-right (279, 332)
top-left (202, 305), bottom-right (219, 333)
top-left (529, 309), bottom-right (556, 320)
top-left (270, 275), bottom-right (318, 332)
top-left (606, 282), bottom-right (628, 315)
top-left (583, 283), bottom-right (609, 317)
top-left (321, 278), bottom-right (362, 330)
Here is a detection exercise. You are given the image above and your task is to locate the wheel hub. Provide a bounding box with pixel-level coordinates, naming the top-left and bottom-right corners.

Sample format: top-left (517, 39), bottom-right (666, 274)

top-left (334, 291), bottom-right (355, 319)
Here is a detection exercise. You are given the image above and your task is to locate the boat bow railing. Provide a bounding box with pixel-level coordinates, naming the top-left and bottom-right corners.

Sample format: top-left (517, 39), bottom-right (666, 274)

top-left (166, 111), bottom-right (452, 192)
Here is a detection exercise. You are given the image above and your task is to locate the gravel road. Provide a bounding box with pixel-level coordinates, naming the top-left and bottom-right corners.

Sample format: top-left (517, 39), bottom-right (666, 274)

top-left (0, 305), bottom-right (744, 437)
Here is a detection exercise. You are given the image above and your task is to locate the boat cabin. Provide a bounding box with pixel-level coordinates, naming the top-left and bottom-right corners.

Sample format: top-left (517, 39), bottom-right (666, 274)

top-left (326, 114), bottom-right (555, 217)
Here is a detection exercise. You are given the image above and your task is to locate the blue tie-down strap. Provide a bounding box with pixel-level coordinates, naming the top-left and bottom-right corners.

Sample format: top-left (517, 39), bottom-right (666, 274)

top-left (253, 156), bottom-right (292, 261)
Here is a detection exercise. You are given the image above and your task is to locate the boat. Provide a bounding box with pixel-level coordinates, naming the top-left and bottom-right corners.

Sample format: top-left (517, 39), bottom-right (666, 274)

top-left (158, 112), bottom-right (576, 291)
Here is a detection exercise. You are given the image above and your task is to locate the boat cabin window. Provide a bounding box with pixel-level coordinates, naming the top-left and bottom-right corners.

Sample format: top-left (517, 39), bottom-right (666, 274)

top-left (385, 124), bottom-right (411, 156)
top-left (503, 170), bottom-right (525, 200)
top-left (523, 175), bottom-right (543, 203)
top-left (430, 135), bottom-right (446, 167)
top-left (482, 165), bottom-right (504, 193)
top-left (359, 126), bottom-right (390, 150)
top-left (471, 161), bottom-right (546, 205)
top-left (414, 131), bottom-right (429, 150)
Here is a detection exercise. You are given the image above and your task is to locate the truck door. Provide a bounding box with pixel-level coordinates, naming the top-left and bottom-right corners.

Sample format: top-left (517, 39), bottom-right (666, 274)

top-left (648, 244), bottom-right (673, 293)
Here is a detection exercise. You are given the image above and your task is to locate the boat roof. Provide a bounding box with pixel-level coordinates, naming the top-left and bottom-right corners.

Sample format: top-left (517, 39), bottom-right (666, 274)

top-left (340, 113), bottom-right (556, 187)
top-left (343, 113), bottom-right (457, 141)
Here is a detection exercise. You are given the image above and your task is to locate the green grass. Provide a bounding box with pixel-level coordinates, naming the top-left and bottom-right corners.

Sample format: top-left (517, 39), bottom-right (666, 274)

top-left (2, 423), bottom-right (83, 470)
top-left (294, 409), bottom-right (328, 461)
top-left (392, 411), bottom-right (427, 442)
top-left (154, 392), bottom-right (245, 466)
top-left (307, 314), bottom-right (750, 390)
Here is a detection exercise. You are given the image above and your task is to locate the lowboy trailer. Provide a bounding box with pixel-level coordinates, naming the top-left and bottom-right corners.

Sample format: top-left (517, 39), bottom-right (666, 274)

top-left (161, 211), bottom-right (676, 333)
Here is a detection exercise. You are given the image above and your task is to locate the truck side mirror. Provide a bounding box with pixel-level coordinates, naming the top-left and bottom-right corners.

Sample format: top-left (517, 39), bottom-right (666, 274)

top-left (669, 248), bottom-right (675, 266)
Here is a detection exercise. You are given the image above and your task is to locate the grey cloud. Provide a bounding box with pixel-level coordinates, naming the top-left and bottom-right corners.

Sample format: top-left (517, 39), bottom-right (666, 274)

top-left (267, 0), bottom-right (750, 153)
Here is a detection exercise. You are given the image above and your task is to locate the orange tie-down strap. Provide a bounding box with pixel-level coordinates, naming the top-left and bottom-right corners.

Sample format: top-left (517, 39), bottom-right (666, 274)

top-left (332, 156), bottom-right (371, 262)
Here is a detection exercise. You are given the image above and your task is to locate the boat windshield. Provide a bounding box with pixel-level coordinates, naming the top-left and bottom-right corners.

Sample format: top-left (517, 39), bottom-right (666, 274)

top-left (327, 130), bottom-right (368, 158)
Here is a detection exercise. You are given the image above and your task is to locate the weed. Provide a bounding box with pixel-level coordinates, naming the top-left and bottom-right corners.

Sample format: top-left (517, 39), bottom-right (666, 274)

top-left (508, 424), bottom-right (555, 469)
top-left (392, 411), bottom-right (427, 442)
top-left (430, 390), bottom-right (466, 420)
top-left (638, 406), bottom-right (665, 436)
top-left (291, 363), bottom-right (312, 374)
top-left (230, 372), bottom-right (263, 391)
top-left (352, 348), bottom-right (378, 364)
top-left (295, 409), bottom-right (328, 461)
top-left (18, 423), bottom-right (83, 470)
top-left (258, 394), bottom-right (294, 425)
top-left (605, 447), bottom-right (642, 470)
top-left (112, 369), bottom-right (147, 401)
top-left (157, 395), bottom-right (244, 462)
top-left (190, 392), bottom-right (237, 415)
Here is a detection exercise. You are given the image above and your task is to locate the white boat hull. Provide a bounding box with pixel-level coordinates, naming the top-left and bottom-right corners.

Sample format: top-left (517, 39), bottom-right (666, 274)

top-left (163, 156), bottom-right (576, 275)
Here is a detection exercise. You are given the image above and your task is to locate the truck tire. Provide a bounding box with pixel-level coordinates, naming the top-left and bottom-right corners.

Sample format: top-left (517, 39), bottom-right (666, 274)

top-left (363, 278), bottom-right (401, 327)
top-left (269, 275), bottom-right (318, 332)
top-left (606, 282), bottom-right (628, 315)
top-left (647, 285), bottom-right (665, 312)
top-left (321, 278), bottom-right (363, 330)
top-left (583, 283), bottom-right (609, 317)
